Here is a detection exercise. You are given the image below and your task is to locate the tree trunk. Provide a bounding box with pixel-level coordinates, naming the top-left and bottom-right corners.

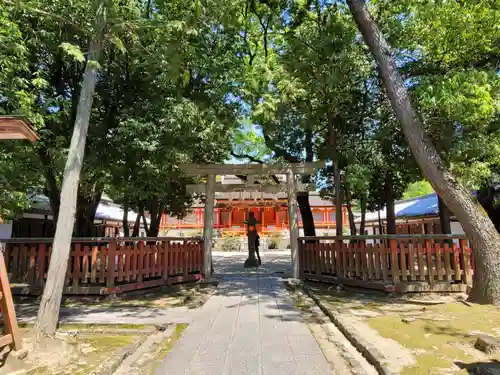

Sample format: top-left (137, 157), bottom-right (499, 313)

top-left (140, 206), bottom-right (149, 235)
top-left (438, 196), bottom-right (452, 234)
top-left (477, 185), bottom-right (500, 233)
top-left (299, 127), bottom-right (316, 237)
top-left (34, 6), bottom-right (106, 337)
top-left (297, 193), bottom-right (315, 237)
top-left (348, 0), bottom-right (500, 304)
top-left (39, 149), bottom-right (61, 226)
top-left (359, 195), bottom-right (367, 235)
top-left (377, 205), bottom-right (383, 236)
top-left (132, 205), bottom-right (142, 237)
top-left (143, 200), bottom-right (164, 238)
top-left (333, 160), bottom-right (343, 236)
top-left (328, 115), bottom-right (343, 236)
top-left (345, 188), bottom-right (357, 236)
top-left (75, 191), bottom-right (102, 237)
top-left (385, 173), bottom-right (396, 234)
top-left (123, 198), bottom-right (129, 237)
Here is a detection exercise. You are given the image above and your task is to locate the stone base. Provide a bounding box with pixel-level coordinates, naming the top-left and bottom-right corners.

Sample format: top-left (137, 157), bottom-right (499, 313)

top-left (475, 335), bottom-right (500, 354)
top-left (244, 256), bottom-right (260, 268)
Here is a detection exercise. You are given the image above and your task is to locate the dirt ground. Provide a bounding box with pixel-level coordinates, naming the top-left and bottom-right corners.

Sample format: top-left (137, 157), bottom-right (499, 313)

top-left (0, 325), bottom-right (144, 375)
top-left (0, 323), bottom-right (188, 375)
top-left (307, 282), bottom-right (500, 375)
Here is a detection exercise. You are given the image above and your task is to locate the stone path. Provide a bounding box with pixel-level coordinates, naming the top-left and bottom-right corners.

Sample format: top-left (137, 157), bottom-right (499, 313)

top-left (155, 275), bottom-right (333, 375)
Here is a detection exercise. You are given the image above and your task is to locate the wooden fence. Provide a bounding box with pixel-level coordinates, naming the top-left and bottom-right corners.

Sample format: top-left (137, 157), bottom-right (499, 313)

top-left (4, 237), bottom-right (204, 295)
top-left (298, 235), bottom-right (474, 293)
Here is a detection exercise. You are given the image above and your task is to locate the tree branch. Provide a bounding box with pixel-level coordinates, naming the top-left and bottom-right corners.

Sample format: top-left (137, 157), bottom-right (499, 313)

top-left (263, 134), bottom-right (300, 163)
top-left (230, 151), bottom-right (280, 183)
top-left (402, 52), bottom-right (500, 77)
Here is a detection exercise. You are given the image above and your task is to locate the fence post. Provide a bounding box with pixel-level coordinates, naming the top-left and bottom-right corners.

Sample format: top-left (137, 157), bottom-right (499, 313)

top-left (72, 243), bottom-right (81, 290)
top-left (183, 240), bottom-right (189, 278)
top-left (361, 240), bottom-right (368, 281)
top-left (162, 241), bottom-right (169, 281)
top-left (137, 241), bottom-right (145, 283)
top-left (107, 241), bottom-right (116, 288)
top-left (459, 239), bottom-right (473, 285)
top-left (425, 239), bottom-right (434, 285)
top-left (38, 244), bottom-right (46, 288)
top-left (390, 239), bottom-right (399, 284)
top-left (297, 239), bottom-right (303, 278)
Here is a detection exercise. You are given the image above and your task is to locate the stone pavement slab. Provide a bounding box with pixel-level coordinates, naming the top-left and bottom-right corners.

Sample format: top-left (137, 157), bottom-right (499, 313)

top-left (155, 276), bottom-right (333, 375)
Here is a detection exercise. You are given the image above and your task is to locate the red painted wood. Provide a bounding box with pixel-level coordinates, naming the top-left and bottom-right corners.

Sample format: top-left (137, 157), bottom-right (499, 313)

top-left (27, 246), bottom-right (36, 284)
top-left (82, 245), bottom-right (90, 283)
top-left (99, 245), bottom-right (106, 284)
top-left (107, 242), bottom-right (116, 287)
top-left (137, 241), bottom-right (144, 282)
top-left (38, 244), bottom-right (46, 287)
top-left (91, 245), bottom-right (98, 284)
top-left (74, 243), bottom-right (81, 280)
top-left (5, 238), bottom-right (204, 295)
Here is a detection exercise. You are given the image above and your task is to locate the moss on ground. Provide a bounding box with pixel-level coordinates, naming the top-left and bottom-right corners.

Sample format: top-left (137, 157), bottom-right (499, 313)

top-left (367, 302), bottom-right (500, 374)
top-left (136, 323), bottom-right (189, 375)
top-left (57, 323), bottom-right (148, 331)
top-left (309, 282), bottom-right (500, 374)
top-left (154, 324), bottom-right (188, 360)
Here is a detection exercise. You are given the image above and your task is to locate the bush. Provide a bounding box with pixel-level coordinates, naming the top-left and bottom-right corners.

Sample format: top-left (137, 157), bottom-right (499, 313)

top-left (220, 236), bottom-right (240, 251)
top-left (267, 235), bottom-right (281, 250)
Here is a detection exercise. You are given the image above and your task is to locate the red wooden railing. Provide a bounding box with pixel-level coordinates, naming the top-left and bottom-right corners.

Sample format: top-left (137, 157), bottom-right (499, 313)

top-left (4, 237), bottom-right (204, 295)
top-left (298, 235), bottom-right (474, 292)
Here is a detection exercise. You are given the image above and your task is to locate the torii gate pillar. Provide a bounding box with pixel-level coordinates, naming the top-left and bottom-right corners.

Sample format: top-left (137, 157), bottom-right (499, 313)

top-left (202, 174), bottom-right (216, 278)
top-left (287, 169), bottom-right (300, 279)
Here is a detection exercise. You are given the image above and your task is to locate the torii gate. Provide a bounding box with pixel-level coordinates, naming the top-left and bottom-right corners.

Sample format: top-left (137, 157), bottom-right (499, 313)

top-left (181, 162), bottom-right (325, 280)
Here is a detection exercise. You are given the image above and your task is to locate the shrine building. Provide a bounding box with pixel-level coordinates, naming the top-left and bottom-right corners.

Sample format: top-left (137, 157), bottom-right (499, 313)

top-left (160, 175), bottom-right (347, 238)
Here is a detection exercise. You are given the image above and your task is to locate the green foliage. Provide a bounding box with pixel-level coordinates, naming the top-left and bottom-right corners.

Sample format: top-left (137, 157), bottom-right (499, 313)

top-left (0, 0), bottom-right (240, 232)
top-left (232, 121), bottom-right (272, 162)
top-left (59, 42), bottom-right (85, 63)
top-left (266, 235), bottom-right (281, 250)
top-left (403, 180), bottom-right (434, 199)
top-left (1, 0), bottom-right (499, 240)
top-left (220, 236), bottom-right (240, 251)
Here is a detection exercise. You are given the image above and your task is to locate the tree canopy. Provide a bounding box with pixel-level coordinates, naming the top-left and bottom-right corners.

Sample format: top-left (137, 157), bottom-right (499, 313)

top-left (1, 0), bottom-right (500, 305)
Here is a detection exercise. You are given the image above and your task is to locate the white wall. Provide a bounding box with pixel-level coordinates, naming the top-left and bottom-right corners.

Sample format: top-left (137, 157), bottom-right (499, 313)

top-left (450, 221), bottom-right (465, 235)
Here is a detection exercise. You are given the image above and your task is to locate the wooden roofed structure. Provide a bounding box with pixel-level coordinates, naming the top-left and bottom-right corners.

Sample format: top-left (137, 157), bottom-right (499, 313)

top-left (0, 116), bottom-right (39, 352)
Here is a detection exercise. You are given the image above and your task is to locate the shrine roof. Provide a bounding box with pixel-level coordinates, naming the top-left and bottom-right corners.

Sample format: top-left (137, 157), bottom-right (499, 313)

top-left (24, 194), bottom-right (149, 224)
top-left (356, 191), bottom-right (478, 223)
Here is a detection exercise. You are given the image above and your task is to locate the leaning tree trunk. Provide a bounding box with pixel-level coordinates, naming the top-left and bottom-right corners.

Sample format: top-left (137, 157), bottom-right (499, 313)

top-left (34, 12), bottom-right (106, 338)
top-left (297, 192), bottom-right (316, 237)
top-left (348, 0), bottom-right (500, 304)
